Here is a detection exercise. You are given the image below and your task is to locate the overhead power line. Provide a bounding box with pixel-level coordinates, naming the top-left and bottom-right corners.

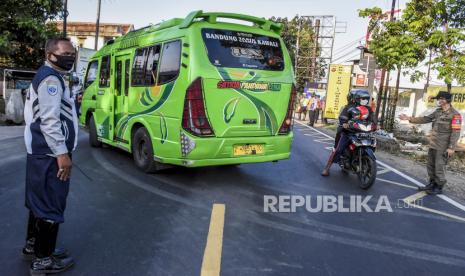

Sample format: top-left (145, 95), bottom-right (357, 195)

top-left (332, 36), bottom-right (365, 55)
top-left (332, 48), bottom-right (359, 63)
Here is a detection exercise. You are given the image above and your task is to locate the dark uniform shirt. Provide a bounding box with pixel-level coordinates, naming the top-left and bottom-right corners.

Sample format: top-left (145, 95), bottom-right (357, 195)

top-left (409, 107), bottom-right (462, 150)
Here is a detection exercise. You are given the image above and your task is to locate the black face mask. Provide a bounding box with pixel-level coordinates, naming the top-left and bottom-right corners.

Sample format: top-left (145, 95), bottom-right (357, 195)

top-left (50, 53), bottom-right (75, 71)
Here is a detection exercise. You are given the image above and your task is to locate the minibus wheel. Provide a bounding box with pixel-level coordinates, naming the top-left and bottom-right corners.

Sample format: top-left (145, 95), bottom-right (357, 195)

top-left (132, 127), bottom-right (160, 173)
top-left (89, 115), bottom-right (102, 148)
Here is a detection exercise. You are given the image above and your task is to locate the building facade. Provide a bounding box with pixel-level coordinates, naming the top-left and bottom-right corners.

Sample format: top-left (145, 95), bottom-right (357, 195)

top-left (55, 21), bottom-right (134, 49)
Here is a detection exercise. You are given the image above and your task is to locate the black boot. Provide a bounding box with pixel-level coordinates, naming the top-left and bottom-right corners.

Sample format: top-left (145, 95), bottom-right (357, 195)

top-left (418, 181), bottom-right (435, 192)
top-left (22, 215), bottom-right (68, 260)
top-left (427, 184), bottom-right (443, 195)
top-left (30, 219), bottom-right (74, 274)
top-left (30, 256), bottom-right (74, 275)
top-left (23, 245), bottom-right (69, 261)
top-left (22, 213), bottom-right (68, 260)
top-left (22, 212), bottom-right (37, 257)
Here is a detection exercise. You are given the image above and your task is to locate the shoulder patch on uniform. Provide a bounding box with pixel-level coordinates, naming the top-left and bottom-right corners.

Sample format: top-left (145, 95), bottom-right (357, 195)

top-left (452, 114), bottom-right (462, 131)
top-left (47, 85), bottom-right (58, 96)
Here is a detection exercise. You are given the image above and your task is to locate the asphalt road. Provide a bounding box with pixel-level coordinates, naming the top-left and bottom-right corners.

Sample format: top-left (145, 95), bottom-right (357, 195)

top-left (1, 123), bottom-right (465, 276)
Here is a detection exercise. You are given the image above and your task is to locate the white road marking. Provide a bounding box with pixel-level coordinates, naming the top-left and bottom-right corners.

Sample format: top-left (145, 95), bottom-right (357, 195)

top-left (403, 191), bottom-right (428, 204)
top-left (402, 192), bottom-right (465, 222)
top-left (294, 120), bottom-right (465, 213)
top-left (314, 139), bottom-right (334, 145)
top-left (318, 137), bottom-right (334, 143)
top-left (377, 168), bottom-right (392, 176)
top-left (377, 178), bottom-right (417, 190)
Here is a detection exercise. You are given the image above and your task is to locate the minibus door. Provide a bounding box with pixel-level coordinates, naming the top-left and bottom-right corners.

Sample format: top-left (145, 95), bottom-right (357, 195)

top-left (114, 55), bottom-right (130, 142)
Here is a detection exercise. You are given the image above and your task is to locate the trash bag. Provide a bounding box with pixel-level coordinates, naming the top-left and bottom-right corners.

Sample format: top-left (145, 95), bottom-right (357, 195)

top-left (5, 89), bottom-right (25, 124)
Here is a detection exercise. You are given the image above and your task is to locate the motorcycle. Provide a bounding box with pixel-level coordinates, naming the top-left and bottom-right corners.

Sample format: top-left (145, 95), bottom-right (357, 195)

top-left (339, 120), bottom-right (377, 189)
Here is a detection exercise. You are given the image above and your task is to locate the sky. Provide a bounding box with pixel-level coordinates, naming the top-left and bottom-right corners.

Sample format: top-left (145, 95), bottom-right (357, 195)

top-left (66, 0), bottom-right (406, 62)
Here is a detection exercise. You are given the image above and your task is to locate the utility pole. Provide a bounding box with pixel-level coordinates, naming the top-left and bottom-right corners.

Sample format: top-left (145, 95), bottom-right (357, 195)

top-left (375, 70), bottom-right (385, 124)
top-left (380, 70), bottom-right (390, 128)
top-left (375, 0), bottom-right (396, 127)
top-left (94, 0), bottom-right (102, 50)
top-left (387, 67), bottom-right (401, 130)
top-left (63, 0), bottom-right (68, 37)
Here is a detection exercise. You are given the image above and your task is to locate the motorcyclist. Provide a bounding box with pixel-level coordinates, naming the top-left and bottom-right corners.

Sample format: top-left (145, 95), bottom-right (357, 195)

top-left (333, 90), bottom-right (358, 149)
top-left (321, 90), bottom-right (375, 176)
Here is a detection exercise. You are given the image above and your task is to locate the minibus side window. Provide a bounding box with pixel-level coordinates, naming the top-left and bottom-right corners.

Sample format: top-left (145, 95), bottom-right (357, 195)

top-left (116, 61), bottom-right (122, 96)
top-left (158, 40), bottom-right (181, 85)
top-left (145, 45), bottom-right (161, 86)
top-left (124, 59), bottom-right (130, 96)
top-left (132, 48), bottom-right (148, 86)
top-left (99, 55), bottom-right (111, 87)
top-left (84, 60), bottom-right (98, 88)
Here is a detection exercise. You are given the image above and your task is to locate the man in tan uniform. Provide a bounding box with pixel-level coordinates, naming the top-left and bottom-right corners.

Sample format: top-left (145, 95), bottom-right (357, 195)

top-left (400, 91), bottom-right (462, 195)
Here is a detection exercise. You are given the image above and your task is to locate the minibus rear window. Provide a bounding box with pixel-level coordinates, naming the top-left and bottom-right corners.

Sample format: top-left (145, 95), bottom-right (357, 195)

top-left (201, 28), bottom-right (284, 71)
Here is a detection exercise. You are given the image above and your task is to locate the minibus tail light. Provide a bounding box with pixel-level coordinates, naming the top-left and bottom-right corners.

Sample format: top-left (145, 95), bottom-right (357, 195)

top-left (278, 84), bottom-right (297, 135)
top-left (182, 78), bottom-right (215, 137)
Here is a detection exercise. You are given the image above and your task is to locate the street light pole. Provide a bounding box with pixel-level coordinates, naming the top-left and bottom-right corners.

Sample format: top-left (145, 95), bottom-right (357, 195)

top-left (94, 0), bottom-right (102, 50)
top-left (63, 0), bottom-right (68, 37)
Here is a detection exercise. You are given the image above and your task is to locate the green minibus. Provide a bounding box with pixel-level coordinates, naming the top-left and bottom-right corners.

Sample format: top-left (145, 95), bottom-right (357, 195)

top-left (80, 10), bottom-right (296, 172)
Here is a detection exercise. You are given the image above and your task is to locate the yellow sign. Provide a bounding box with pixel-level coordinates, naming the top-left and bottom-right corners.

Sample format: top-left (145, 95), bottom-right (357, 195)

top-left (426, 86), bottom-right (465, 110)
top-left (324, 64), bottom-right (353, 119)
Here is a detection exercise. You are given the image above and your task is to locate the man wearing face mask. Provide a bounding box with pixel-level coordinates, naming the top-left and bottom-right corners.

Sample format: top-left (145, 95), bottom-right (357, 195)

top-left (321, 90), bottom-right (375, 176)
top-left (400, 91), bottom-right (462, 195)
top-left (23, 37), bottom-right (77, 275)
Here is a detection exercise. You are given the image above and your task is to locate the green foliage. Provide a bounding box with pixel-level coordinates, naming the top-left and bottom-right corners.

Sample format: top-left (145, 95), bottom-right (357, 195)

top-left (359, 7), bottom-right (425, 72)
top-left (361, 0), bottom-right (465, 87)
top-left (270, 16), bottom-right (321, 91)
top-left (269, 16), bottom-right (299, 64)
top-left (0, 0), bottom-right (63, 69)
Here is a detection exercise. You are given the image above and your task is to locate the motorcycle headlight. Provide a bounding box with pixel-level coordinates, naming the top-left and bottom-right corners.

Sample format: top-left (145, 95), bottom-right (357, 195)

top-left (353, 140), bottom-right (363, 147)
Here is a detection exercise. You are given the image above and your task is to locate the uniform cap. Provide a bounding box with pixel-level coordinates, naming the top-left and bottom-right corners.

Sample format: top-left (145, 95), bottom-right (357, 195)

top-left (432, 91), bottom-right (452, 100)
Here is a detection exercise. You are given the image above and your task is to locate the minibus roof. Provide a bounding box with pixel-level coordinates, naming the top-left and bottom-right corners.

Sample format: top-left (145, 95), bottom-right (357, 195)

top-left (93, 10), bottom-right (283, 57)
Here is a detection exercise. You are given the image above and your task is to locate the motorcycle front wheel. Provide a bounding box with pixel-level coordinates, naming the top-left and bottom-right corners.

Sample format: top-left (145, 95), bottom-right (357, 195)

top-left (358, 155), bottom-right (377, 189)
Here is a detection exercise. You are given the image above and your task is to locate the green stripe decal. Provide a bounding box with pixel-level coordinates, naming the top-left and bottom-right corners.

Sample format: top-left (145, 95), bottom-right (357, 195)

top-left (218, 68), bottom-right (278, 134)
top-left (116, 81), bottom-right (175, 138)
top-left (224, 97), bottom-right (240, 123)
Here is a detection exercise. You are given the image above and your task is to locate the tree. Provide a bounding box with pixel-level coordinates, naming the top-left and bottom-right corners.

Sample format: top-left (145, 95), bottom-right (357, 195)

top-left (0, 0), bottom-right (63, 69)
top-left (359, 0), bottom-right (465, 129)
top-left (401, 0), bottom-right (465, 90)
top-left (270, 16), bottom-right (320, 92)
top-left (359, 7), bottom-right (426, 129)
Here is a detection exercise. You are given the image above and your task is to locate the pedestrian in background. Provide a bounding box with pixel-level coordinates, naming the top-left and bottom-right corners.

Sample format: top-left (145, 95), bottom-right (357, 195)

top-left (23, 37), bottom-right (77, 275)
top-left (299, 96), bottom-right (309, 120)
top-left (295, 94), bottom-right (303, 119)
top-left (320, 96), bottom-right (327, 124)
top-left (307, 93), bottom-right (320, 126)
top-left (399, 91), bottom-right (462, 195)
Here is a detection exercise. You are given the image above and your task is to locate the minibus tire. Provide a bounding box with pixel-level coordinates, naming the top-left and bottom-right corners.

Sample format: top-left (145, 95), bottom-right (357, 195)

top-left (89, 115), bottom-right (102, 148)
top-left (132, 127), bottom-right (159, 173)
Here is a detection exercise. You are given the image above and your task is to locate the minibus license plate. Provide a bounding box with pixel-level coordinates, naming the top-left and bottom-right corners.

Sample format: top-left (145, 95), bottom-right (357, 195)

top-left (233, 144), bottom-right (264, 156)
